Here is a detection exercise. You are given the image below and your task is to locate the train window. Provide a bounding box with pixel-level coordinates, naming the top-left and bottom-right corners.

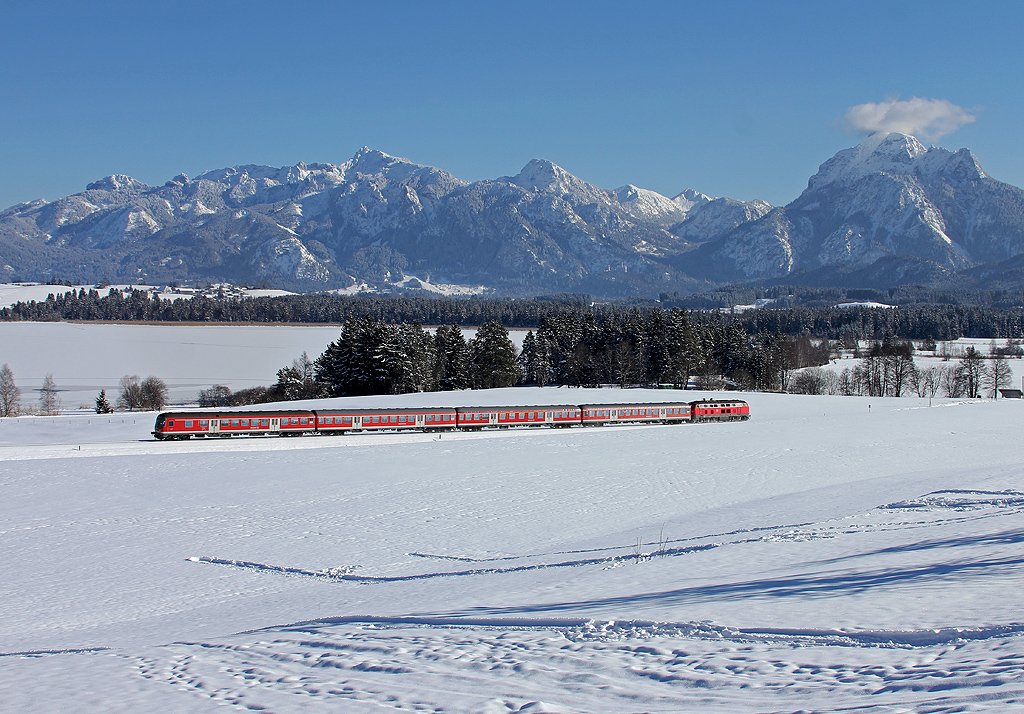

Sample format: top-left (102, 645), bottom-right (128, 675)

top-left (185, 420), bottom-right (193, 428)
top-left (343, 417), bottom-right (351, 425)
top-left (399, 415), bottom-right (406, 423)
top-left (221, 420), bottom-right (229, 427)
top-left (167, 420), bottom-right (175, 428)
top-left (261, 419), bottom-right (269, 427)
top-left (200, 420), bottom-right (208, 427)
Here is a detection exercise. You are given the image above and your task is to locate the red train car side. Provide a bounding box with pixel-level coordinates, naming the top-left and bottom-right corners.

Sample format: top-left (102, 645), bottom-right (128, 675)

top-left (153, 399), bottom-right (750, 439)
top-left (689, 399), bottom-right (750, 422)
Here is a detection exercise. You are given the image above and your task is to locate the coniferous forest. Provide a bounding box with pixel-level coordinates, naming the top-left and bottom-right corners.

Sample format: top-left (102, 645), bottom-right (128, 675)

top-left (5, 287), bottom-right (1024, 404)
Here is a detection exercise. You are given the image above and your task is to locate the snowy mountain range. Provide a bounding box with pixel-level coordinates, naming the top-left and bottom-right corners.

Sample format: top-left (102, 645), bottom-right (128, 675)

top-left (676, 133), bottom-right (1024, 289)
top-left (3, 134), bottom-right (1024, 296)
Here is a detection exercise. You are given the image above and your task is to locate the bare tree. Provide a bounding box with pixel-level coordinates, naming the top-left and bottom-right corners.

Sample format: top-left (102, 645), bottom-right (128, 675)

top-left (940, 364), bottom-right (966, 398)
top-left (39, 373), bottom-right (61, 415)
top-left (838, 367), bottom-right (856, 396)
top-left (198, 384), bottom-right (232, 407)
top-left (0, 364), bottom-right (20, 417)
top-left (117, 375), bottom-right (143, 410)
top-left (913, 366), bottom-right (941, 398)
top-left (789, 367), bottom-right (828, 395)
top-left (139, 376), bottom-right (168, 411)
top-left (958, 347), bottom-right (986, 398)
top-left (984, 355), bottom-right (1013, 398)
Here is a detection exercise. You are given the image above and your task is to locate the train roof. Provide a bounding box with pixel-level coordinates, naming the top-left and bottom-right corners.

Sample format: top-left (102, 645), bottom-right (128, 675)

top-left (312, 406), bottom-right (456, 414)
top-left (456, 405), bottom-right (580, 412)
top-left (578, 401), bottom-right (694, 409)
top-left (156, 409), bottom-right (316, 419)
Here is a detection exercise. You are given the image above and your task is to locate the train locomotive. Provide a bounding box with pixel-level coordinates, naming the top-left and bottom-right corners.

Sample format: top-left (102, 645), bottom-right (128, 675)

top-left (152, 398), bottom-right (749, 440)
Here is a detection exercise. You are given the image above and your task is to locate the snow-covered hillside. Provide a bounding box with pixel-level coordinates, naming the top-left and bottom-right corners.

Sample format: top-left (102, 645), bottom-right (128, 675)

top-left (0, 150), bottom-right (765, 297)
top-left (1, 386), bottom-right (1023, 712)
top-left (679, 132), bottom-right (1024, 286)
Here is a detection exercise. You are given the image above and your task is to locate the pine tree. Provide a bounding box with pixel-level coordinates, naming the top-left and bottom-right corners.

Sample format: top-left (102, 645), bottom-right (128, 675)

top-left (434, 325), bottom-right (471, 390)
top-left (468, 321), bottom-right (520, 389)
top-left (95, 389), bottom-right (113, 414)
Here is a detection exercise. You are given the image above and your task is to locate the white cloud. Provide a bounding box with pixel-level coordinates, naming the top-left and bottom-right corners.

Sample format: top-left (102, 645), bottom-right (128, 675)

top-left (842, 97), bottom-right (977, 140)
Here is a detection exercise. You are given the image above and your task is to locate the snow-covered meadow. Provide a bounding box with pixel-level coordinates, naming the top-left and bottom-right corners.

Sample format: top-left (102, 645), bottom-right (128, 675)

top-left (0, 322), bottom-right (530, 411)
top-left (2, 376), bottom-right (1024, 711)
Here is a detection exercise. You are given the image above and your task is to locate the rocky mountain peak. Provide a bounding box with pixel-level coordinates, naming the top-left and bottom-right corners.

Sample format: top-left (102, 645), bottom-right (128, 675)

top-left (672, 188), bottom-right (713, 212)
top-left (510, 159), bottom-right (580, 193)
top-left (85, 175), bottom-right (148, 193)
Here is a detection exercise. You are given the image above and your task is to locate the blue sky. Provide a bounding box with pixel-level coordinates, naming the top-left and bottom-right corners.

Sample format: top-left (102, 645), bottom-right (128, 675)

top-left (2, 1), bottom-right (1022, 210)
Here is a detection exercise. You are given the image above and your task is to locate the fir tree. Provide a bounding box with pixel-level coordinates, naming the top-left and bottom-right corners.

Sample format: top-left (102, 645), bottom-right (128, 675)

top-left (434, 325), bottom-right (471, 391)
top-left (94, 389), bottom-right (113, 414)
top-left (468, 321), bottom-right (520, 389)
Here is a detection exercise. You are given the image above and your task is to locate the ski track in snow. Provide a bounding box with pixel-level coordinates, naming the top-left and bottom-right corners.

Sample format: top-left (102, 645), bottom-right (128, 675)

top-left (119, 488), bottom-right (1024, 712)
top-left (4, 389), bottom-right (1024, 712)
top-left (189, 488), bottom-right (1024, 590)
top-left (124, 621), bottom-right (1024, 713)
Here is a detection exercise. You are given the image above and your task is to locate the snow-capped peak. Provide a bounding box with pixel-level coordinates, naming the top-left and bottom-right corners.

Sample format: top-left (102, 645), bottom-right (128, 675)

top-left (85, 175), bottom-right (148, 193)
top-left (672, 188), bottom-right (713, 212)
top-left (808, 132), bottom-right (931, 190)
top-left (806, 132), bottom-right (988, 194)
top-left (346, 146), bottom-right (405, 176)
top-left (510, 159), bottom-right (581, 194)
top-left (615, 184), bottom-right (688, 221)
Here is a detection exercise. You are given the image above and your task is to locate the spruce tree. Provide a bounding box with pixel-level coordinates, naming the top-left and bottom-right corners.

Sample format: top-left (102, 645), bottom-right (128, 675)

top-left (95, 389), bottom-right (113, 414)
top-left (468, 321), bottom-right (520, 389)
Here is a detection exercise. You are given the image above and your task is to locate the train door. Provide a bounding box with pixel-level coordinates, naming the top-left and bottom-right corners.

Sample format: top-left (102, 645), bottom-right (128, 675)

top-left (354, 416), bottom-right (362, 428)
top-left (209, 419), bottom-right (220, 434)
top-left (270, 418), bottom-right (280, 432)
top-left (490, 413), bottom-right (497, 425)
top-left (545, 411), bottom-right (553, 423)
top-left (416, 414), bottom-right (425, 429)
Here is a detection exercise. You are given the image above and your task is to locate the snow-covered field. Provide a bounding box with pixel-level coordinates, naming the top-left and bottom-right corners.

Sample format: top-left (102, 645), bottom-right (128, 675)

top-left (0, 322), bottom-right (345, 407)
top-left (2, 383), bottom-right (1023, 712)
top-left (0, 322), bottom-right (527, 410)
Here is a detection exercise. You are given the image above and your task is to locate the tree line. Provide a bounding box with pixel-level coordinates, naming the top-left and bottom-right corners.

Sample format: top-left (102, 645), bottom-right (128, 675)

top-left (6, 288), bottom-right (1024, 343)
top-left (0, 288), bottom-right (593, 326)
top-left (788, 340), bottom-right (1017, 398)
top-left (0, 366), bottom-right (169, 417)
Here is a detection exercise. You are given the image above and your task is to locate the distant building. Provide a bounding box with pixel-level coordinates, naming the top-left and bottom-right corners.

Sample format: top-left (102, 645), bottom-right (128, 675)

top-left (998, 389), bottom-right (1022, 399)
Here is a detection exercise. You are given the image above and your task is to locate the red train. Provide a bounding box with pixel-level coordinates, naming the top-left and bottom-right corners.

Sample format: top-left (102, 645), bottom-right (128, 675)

top-left (152, 398), bottom-right (749, 440)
